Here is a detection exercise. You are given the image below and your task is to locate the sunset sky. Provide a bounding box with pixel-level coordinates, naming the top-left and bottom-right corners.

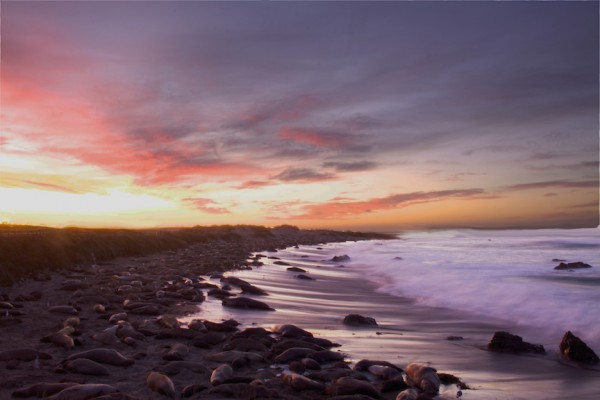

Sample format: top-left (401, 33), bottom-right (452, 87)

top-left (1, 1), bottom-right (598, 230)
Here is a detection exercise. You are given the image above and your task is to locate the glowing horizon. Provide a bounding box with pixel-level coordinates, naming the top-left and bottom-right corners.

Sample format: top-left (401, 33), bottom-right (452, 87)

top-left (1, 1), bottom-right (598, 231)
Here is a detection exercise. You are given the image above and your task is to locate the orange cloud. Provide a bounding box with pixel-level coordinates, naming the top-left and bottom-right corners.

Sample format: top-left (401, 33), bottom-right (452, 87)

top-left (285, 189), bottom-right (486, 219)
top-left (182, 198), bottom-right (231, 214)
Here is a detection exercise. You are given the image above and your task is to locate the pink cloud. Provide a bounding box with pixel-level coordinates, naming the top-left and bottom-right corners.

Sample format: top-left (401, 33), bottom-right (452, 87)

top-left (285, 189), bottom-right (486, 219)
top-left (279, 128), bottom-right (347, 148)
top-left (182, 198), bottom-right (231, 214)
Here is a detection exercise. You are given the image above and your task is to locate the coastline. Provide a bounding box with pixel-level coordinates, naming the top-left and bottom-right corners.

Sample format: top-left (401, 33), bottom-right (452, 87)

top-left (1, 231), bottom-right (598, 399)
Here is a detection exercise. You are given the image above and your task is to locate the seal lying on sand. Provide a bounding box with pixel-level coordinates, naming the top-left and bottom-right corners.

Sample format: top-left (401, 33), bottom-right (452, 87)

top-left (404, 363), bottom-right (440, 395)
top-left (0, 348), bottom-right (52, 362)
top-left (147, 371), bottom-right (178, 399)
top-left (210, 364), bottom-right (234, 386)
top-left (66, 348), bottom-right (134, 366)
top-left (46, 384), bottom-right (119, 400)
top-left (12, 383), bottom-right (79, 398)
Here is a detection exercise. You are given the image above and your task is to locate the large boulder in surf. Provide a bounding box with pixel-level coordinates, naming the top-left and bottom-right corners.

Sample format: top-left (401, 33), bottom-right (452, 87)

top-left (487, 331), bottom-right (545, 354)
top-left (343, 314), bottom-right (378, 327)
top-left (554, 262), bottom-right (592, 270)
top-left (559, 331), bottom-right (599, 365)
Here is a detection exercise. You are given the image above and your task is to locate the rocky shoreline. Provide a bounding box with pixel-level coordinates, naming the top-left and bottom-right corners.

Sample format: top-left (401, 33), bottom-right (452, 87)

top-left (1, 228), bottom-right (449, 400)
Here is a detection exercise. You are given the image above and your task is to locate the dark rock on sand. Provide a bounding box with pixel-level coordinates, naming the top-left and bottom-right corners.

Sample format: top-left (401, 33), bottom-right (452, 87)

top-left (239, 282), bottom-right (269, 296)
top-left (222, 297), bottom-right (275, 311)
top-left (487, 331), bottom-right (545, 354)
top-left (559, 331), bottom-right (599, 365)
top-left (287, 267), bottom-right (307, 273)
top-left (554, 261), bottom-right (592, 270)
top-left (331, 255), bottom-right (351, 262)
top-left (343, 314), bottom-right (378, 326)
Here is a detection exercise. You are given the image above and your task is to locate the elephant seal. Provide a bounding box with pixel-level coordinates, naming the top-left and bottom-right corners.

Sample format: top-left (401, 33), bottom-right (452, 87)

top-left (282, 373), bottom-right (325, 391)
top-left (12, 382), bottom-right (78, 398)
top-left (48, 305), bottom-right (79, 315)
top-left (163, 343), bottom-right (189, 361)
top-left (368, 364), bottom-right (402, 380)
top-left (210, 364), bottom-right (234, 386)
top-left (65, 358), bottom-right (110, 376)
top-left (205, 350), bottom-right (265, 364)
top-left (46, 384), bottom-right (119, 400)
top-left (396, 388), bottom-right (419, 400)
top-left (67, 348), bottom-right (134, 366)
top-left (0, 348), bottom-right (52, 362)
top-left (155, 361), bottom-right (209, 375)
top-left (182, 384), bottom-right (208, 397)
top-left (325, 377), bottom-right (380, 398)
top-left (404, 363), bottom-right (440, 395)
top-left (47, 332), bottom-right (75, 350)
top-left (147, 371), bottom-right (178, 399)
top-left (273, 347), bottom-right (316, 363)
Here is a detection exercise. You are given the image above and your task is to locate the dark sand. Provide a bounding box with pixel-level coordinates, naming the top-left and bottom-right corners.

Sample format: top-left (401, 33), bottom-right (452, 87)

top-left (1, 234), bottom-right (598, 399)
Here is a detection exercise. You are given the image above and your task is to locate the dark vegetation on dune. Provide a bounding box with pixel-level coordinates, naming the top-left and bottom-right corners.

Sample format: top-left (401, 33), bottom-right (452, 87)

top-left (0, 224), bottom-right (392, 286)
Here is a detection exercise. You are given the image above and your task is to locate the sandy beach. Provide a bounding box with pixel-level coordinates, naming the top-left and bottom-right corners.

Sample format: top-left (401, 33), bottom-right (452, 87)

top-left (1, 233), bottom-right (599, 399)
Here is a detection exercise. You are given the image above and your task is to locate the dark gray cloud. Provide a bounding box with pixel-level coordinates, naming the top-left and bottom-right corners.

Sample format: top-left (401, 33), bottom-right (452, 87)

top-left (323, 161), bottom-right (377, 172)
top-left (272, 168), bottom-right (336, 183)
top-left (506, 180), bottom-right (598, 191)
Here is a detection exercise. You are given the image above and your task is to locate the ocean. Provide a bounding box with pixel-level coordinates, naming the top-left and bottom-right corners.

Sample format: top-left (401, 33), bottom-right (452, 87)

top-left (343, 228), bottom-right (600, 349)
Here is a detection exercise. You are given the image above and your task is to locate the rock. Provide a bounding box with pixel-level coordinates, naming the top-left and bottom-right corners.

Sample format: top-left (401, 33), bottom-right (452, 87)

top-left (559, 331), bottom-right (599, 365)
top-left (222, 297), bottom-right (275, 311)
top-left (343, 314), bottom-right (378, 326)
top-left (331, 255), bottom-right (351, 262)
top-left (554, 262), bottom-right (592, 270)
top-left (287, 267), bottom-right (307, 273)
top-left (239, 283), bottom-right (268, 296)
top-left (487, 331), bottom-right (545, 354)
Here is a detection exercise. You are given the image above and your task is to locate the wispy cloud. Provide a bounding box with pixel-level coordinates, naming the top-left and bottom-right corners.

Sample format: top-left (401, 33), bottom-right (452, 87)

top-left (506, 180), bottom-right (598, 191)
top-left (272, 167), bottom-right (336, 183)
top-left (182, 198), bottom-right (231, 214)
top-left (286, 188), bottom-right (486, 219)
top-left (323, 161), bottom-right (377, 172)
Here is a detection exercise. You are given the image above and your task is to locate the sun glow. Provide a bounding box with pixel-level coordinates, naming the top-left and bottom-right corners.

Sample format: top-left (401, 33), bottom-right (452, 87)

top-left (0, 187), bottom-right (174, 216)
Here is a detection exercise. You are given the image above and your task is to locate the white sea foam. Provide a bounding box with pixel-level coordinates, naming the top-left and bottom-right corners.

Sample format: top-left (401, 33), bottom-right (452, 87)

top-left (340, 228), bottom-right (600, 348)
